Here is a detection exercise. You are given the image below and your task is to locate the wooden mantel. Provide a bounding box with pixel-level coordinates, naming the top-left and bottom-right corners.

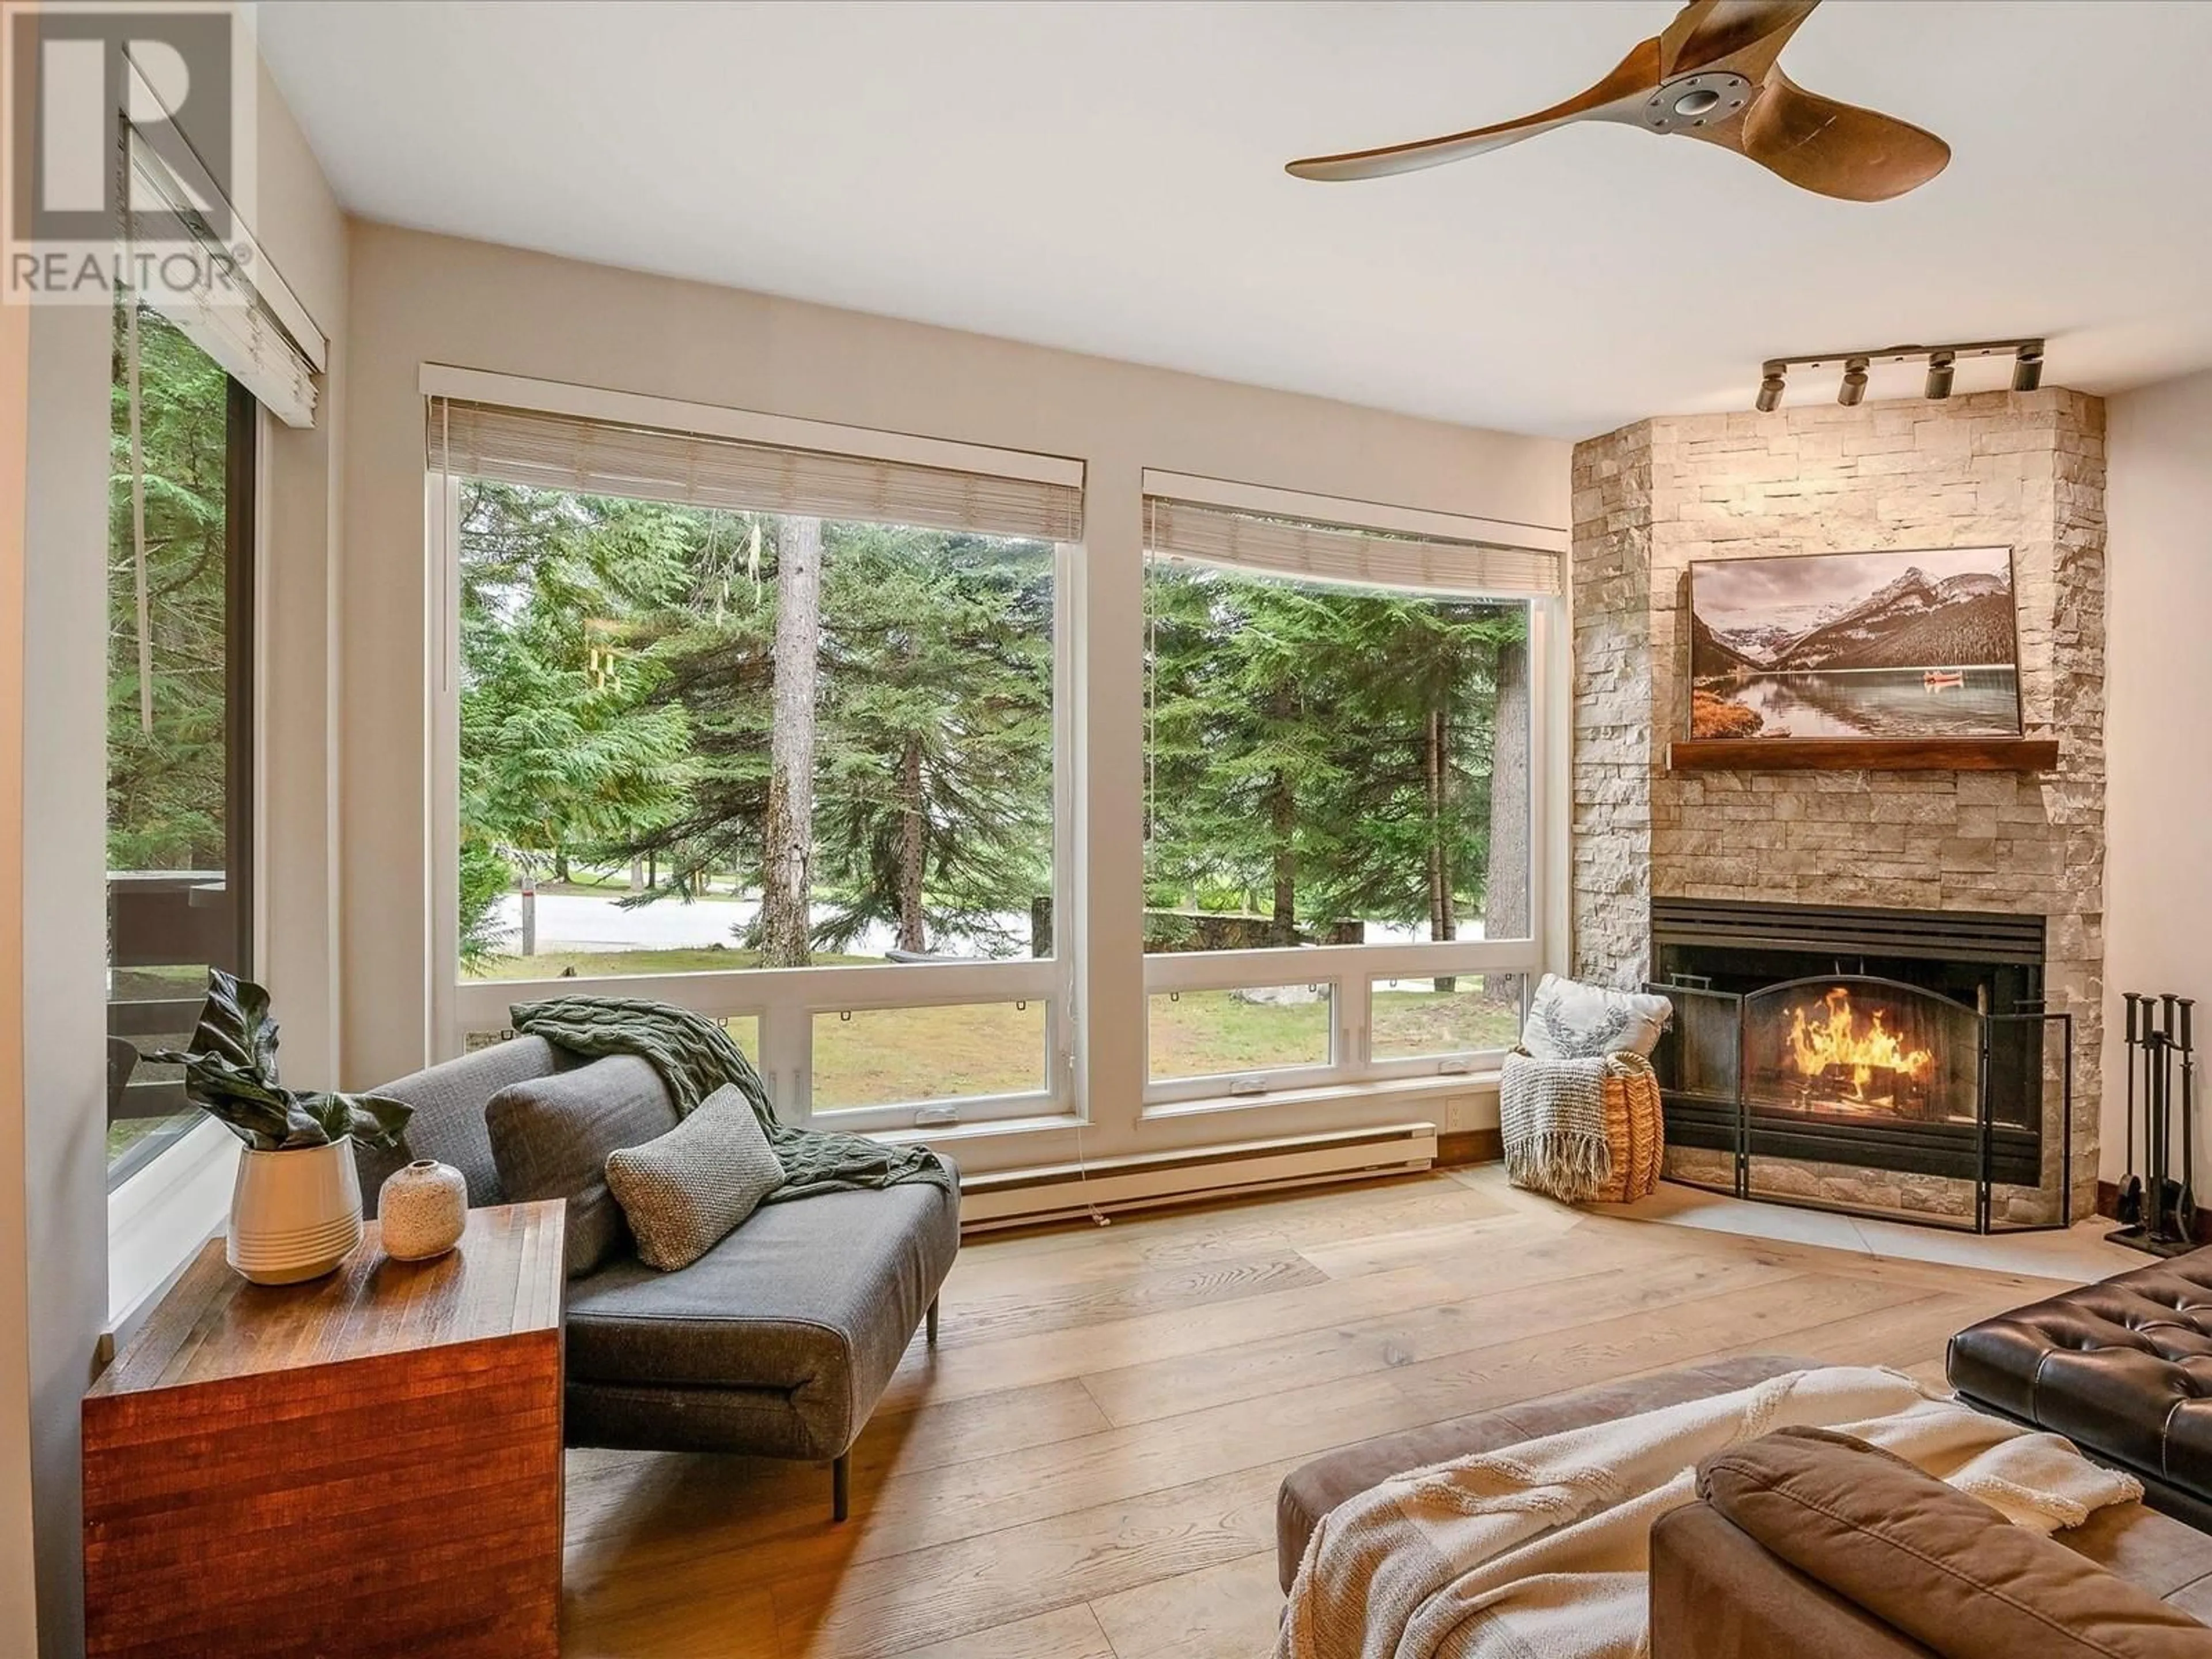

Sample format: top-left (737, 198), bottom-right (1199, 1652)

top-left (1667, 736), bottom-right (2061, 773)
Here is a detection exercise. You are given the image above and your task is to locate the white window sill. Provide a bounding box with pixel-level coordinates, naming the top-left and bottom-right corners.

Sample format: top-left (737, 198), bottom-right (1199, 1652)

top-left (865, 1071), bottom-right (1505, 1149)
top-left (107, 1115), bottom-right (238, 1355)
top-left (1142, 1069), bottom-right (1501, 1124)
top-left (872, 1110), bottom-right (1088, 1147)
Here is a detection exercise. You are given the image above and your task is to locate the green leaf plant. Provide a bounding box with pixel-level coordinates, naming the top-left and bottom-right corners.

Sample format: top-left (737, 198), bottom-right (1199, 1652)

top-left (151, 969), bottom-right (413, 1152)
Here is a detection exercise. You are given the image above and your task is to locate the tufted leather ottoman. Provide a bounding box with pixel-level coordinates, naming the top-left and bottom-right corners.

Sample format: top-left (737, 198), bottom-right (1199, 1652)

top-left (1949, 1247), bottom-right (2212, 1532)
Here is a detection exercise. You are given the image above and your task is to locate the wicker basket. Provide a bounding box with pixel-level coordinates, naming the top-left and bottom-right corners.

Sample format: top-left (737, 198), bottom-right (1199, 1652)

top-left (1591, 1052), bottom-right (1665, 1204)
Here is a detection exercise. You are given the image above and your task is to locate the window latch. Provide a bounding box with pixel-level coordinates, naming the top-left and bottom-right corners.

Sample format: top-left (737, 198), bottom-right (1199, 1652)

top-left (1228, 1075), bottom-right (1270, 1097)
top-left (914, 1105), bottom-right (960, 1128)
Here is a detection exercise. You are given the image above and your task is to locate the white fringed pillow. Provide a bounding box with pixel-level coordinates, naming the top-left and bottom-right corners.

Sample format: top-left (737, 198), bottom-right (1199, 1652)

top-left (604, 1084), bottom-right (786, 1270)
top-left (1521, 973), bottom-right (1673, 1060)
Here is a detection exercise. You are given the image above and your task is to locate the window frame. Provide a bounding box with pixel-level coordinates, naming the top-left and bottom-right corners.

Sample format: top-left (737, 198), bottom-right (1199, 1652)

top-left (1138, 479), bottom-right (1558, 1111)
top-left (429, 377), bottom-right (1081, 1135)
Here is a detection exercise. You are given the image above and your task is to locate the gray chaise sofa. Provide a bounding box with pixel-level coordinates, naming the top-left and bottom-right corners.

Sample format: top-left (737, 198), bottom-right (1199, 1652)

top-left (356, 1036), bottom-right (960, 1520)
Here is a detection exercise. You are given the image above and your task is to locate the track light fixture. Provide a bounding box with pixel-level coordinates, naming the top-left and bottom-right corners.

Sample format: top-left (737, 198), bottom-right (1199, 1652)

top-left (1749, 337), bottom-right (2047, 411)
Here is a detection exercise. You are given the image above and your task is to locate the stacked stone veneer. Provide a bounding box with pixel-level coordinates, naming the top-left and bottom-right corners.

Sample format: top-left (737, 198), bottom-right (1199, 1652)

top-left (1570, 390), bottom-right (2107, 1222)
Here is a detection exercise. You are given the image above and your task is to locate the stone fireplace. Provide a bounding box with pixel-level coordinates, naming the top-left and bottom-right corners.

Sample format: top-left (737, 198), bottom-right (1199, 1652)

top-left (1649, 897), bottom-right (2058, 1219)
top-left (1570, 390), bottom-right (2105, 1225)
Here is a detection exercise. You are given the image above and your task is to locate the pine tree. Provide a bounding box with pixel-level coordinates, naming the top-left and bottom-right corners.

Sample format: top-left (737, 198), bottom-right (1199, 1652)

top-left (106, 305), bottom-right (232, 875)
top-left (810, 525), bottom-right (1054, 956)
top-left (1143, 563), bottom-right (1527, 976)
top-left (619, 520), bottom-right (1054, 960)
top-left (457, 482), bottom-right (699, 955)
top-left (760, 516), bottom-right (823, 967)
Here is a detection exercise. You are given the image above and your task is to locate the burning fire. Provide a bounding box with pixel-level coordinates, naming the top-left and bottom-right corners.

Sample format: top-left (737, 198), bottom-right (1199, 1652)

top-left (1787, 986), bottom-right (1934, 1099)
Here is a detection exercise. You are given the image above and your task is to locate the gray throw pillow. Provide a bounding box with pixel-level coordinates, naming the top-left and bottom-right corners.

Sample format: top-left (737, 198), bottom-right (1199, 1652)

top-left (1521, 972), bottom-right (1673, 1060)
top-left (484, 1054), bottom-right (680, 1278)
top-left (605, 1084), bottom-right (786, 1271)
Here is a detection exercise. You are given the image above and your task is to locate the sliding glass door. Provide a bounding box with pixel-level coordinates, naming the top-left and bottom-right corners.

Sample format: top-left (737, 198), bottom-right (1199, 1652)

top-left (105, 302), bottom-right (255, 1186)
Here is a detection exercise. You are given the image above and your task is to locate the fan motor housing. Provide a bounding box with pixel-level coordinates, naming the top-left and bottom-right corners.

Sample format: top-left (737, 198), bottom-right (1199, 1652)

top-left (1643, 71), bottom-right (1753, 133)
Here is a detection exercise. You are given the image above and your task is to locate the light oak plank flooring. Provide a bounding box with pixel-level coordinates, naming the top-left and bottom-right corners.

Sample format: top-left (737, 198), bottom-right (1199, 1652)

top-left (561, 1168), bottom-right (2093, 1658)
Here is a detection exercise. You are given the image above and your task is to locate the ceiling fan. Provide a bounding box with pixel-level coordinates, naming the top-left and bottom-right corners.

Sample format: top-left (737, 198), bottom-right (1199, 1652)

top-left (1285, 0), bottom-right (1949, 203)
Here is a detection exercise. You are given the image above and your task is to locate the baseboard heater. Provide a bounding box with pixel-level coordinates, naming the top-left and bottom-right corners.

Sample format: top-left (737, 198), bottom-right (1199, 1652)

top-left (958, 1120), bottom-right (1439, 1232)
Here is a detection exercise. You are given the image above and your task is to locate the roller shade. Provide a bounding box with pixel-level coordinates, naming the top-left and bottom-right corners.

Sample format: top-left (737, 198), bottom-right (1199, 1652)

top-left (429, 399), bottom-right (1084, 542)
top-left (1143, 495), bottom-right (1559, 597)
top-left (127, 127), bottom-right (320, 429)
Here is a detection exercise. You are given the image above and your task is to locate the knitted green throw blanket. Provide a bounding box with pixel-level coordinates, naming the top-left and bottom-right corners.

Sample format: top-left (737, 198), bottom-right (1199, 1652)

top-left (509, 995), bottom-right (954, 1205)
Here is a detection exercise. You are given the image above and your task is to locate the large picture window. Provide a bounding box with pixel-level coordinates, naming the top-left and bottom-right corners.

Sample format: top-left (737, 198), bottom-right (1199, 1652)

top-left (1141, 492), bottom-right (1550, 1104)
top-left (434, 387), bottom-right (1563, 1139)
top-left (105, 304), bottom-right (255, 1185)
top-left (437, 394), bottom-right (1078, 1131)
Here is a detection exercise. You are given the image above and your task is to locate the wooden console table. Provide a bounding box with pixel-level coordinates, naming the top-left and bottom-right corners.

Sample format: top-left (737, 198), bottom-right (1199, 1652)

top-left (84, 1202), bottom-right (565, 1658)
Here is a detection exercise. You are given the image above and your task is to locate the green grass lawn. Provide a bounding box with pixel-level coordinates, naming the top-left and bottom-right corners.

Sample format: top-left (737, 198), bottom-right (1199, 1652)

top-left (1146, 988), bottom-right (1334, 1077)
top-left (812, 1001), bottom-right (1047, 1109)
top-left (1372, 980), bottom-right (1525, 1060)
top-left (1148, 982), bottom-right (1522, 1080)
top-left (466, 948), bottom-right (1521, 1103)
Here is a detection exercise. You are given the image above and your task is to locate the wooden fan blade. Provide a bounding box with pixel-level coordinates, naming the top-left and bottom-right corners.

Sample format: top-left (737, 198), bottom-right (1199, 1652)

top-left (1739, 66), bottom-right (1950, 201)
top-left (1286, 37), bottom-right (1660, 181)
top-left (1660, 0), bottom-right (1823, 78)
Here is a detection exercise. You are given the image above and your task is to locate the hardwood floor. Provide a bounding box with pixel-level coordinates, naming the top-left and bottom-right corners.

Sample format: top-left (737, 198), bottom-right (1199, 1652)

top-left (560, 1166), bottom-right (2089, 1658)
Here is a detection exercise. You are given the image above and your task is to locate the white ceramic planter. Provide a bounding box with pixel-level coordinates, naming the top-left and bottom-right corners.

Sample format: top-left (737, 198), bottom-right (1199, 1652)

top-left (378, 1159), bottom-right (468, 1261)
top-left (227, 1138), bottom-right (363, 1285)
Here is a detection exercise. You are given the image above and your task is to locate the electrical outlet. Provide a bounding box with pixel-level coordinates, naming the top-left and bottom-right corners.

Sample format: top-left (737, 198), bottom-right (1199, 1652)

top-left (1444, 1097), bottom-right (1475, 1134)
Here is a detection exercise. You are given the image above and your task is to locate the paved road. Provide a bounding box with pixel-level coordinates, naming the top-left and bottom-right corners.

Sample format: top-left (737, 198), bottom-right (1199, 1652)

top-left (493, 891), bottom-right (1490, 981)
top-left (493, 891), bottom-right (910, 957)
top-left (496, 891), bottom-right (752, 952)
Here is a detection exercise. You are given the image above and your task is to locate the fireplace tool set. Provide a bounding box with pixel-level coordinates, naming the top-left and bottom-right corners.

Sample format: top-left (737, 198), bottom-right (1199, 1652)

top-left (2111, 992), bottom-right (2199, 1256)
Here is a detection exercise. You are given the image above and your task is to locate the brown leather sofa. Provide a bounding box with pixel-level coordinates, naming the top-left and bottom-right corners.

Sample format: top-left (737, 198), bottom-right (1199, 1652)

top-left (1949, 1248), bottom-right (2212, 1532)
top-left (1278, 1357), bottom-right (2212, 1656)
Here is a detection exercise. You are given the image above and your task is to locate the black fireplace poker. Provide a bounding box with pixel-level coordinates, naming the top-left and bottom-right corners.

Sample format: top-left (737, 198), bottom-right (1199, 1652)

top-left (2109, 991), bottom-right (2200, 1257)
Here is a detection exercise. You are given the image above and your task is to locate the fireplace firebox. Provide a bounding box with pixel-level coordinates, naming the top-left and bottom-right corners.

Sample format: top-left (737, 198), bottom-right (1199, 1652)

top-left (1646, 899), bottom-right (2070, 1232)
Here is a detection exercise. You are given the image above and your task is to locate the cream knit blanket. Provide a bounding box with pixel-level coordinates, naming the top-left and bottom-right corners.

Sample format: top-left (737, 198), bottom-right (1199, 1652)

top-left (1277, 1365), bottom-right (2142, 1659)
top-left (1499, 1050), bottom-right (1620, 1202)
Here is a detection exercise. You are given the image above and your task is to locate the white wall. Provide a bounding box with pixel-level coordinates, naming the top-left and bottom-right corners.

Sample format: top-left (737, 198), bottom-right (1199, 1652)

top-left (251, 55), bottom-right (349, 1088)
top-left (2105, 370), bottom-right (2212, 1190)
top-left (0, 234), bottom-right (38, 1659)
top-left (0, 43), bottom-right (349, 1656)
top-left (338, 224), bottom-right (1571, 1175)
top-left (14, 305), bottom-right (112, 1659)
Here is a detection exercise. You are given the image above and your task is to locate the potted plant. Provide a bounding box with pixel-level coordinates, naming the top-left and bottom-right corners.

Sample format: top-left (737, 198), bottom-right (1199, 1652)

top-left (154, 970), bottom-right (413, 1284)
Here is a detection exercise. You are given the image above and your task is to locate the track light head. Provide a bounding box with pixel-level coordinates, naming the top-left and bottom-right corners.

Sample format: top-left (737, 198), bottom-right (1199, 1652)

top-left (1838, 358), bottom-right (1869, 407)
top-left (1924, 350), bottom-right (1955, 400)
top-left (1755, 363), bottom-right (1786, 413)
top-left (2012, 344), bottom-right (2044, 392)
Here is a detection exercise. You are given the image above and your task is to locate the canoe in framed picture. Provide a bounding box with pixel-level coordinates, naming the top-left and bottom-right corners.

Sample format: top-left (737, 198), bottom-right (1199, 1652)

top-left (1685, 546), bottom-right (2022, 741)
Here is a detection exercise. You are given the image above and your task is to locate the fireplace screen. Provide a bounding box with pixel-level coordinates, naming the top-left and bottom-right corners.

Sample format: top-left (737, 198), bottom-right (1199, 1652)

top-left (1645, 898), bottom-right (2069, 1234)
top-left (1742, 976), bottom-right (1981, 1128)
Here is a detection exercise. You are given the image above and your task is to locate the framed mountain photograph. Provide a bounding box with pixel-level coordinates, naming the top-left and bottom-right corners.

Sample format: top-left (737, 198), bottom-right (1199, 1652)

top-left (1686, 547), bottom-right (2022, 741)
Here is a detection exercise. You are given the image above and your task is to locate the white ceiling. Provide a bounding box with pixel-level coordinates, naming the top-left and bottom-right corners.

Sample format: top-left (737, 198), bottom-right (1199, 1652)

top-left (256, 0), bottom-right (2212, 440)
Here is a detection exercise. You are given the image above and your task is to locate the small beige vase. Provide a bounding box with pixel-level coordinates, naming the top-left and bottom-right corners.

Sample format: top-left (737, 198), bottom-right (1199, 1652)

top-left (228, 1138), bottom-right (363, 1285)
top-left (378, 1159), bottom-right (468, 1261)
